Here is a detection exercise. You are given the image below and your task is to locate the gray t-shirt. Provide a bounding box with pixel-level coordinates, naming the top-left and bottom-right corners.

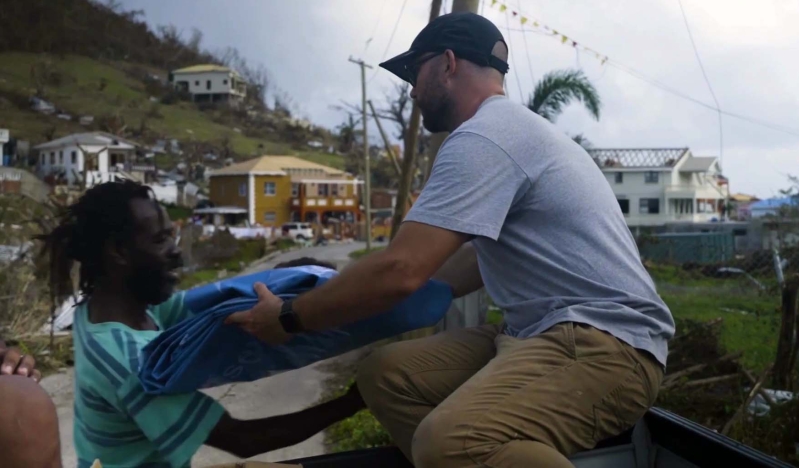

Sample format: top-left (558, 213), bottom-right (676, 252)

top-left (405, 95), bottom-right (675, 367)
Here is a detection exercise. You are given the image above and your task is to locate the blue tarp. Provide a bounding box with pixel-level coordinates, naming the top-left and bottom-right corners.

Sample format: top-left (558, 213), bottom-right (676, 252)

top-left (138, 265), bottom-right (453, 395)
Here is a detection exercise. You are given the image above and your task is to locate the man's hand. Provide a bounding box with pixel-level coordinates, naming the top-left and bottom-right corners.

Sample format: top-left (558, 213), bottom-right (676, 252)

top-left (0, 339), bottom-right (41, 382)
top-left (225, 282), bottom-right (292, 346)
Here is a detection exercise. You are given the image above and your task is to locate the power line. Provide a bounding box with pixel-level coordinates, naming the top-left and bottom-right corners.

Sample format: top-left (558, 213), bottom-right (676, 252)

top-left (677, 0), bottom-right (724, 163)
top-left (606, 60), bottom-right (799, 137)
top-left (369, 0), bottom-right (409, 83)
top-left (504, 8), bottom-right (525, 101)
top-left (494, 23), bottom-right (799, 138)
top-left (517, 0), bottom-right (536, 88)
top-left (363, 0), bottom-right (389, 56)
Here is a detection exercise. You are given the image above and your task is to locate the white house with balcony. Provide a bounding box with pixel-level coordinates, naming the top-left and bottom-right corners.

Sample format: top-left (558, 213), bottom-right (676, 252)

top-left (34, 132), bottom-right (153, 188)
top-left (588, 148), bottom-right (730, 229)
top-left (169, 64), bottom-right (247, 105)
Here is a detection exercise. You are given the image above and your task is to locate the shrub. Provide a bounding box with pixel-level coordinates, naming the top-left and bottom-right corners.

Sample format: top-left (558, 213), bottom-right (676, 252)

top-left (324, 378), bottom-right (392, 452)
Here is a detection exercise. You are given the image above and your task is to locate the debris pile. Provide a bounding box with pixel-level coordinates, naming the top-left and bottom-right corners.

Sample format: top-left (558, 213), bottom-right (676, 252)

top-left (659, 318), bottom-right (798, 465)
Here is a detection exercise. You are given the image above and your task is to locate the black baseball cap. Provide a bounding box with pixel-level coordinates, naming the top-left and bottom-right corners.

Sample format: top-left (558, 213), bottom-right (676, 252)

top-left (379, 12), bottom-right (509, 84)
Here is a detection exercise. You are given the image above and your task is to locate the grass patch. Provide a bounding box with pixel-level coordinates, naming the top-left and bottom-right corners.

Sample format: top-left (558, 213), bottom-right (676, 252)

top-left (348, 246), bottom-right (386, 260)
top-left (179, 269), bottom-right (219, 289)
top-left (164, 204), bottom-right (192, 221)
top-left (646, 263), bottom-right (781, 372)
top-left (325, 378), bottom-right (392, 452)
top-left (0, 52), bottom-right (347, 164)
top-left (486, 307), bottom-right (503, 325)
top-left (660, 290), bottom-right (779, 372)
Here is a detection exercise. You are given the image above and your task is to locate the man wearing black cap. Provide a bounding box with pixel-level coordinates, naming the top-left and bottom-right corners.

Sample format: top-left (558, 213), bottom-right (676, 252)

top-left (227, 12), bottom-right (674, 468)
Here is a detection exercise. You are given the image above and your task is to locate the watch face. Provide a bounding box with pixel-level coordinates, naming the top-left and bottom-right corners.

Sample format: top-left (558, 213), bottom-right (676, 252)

top-left (279, 301), bottom-right (303, 333)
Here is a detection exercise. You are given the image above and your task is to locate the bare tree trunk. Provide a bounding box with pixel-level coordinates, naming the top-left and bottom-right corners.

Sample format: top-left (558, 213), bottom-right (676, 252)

top-left (390, 0), bottom-right (444, 239)
top-left (773, 275), bottom-right (799, 389)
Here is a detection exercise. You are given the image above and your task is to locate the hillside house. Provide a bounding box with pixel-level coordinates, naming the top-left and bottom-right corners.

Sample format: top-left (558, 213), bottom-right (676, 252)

top-left (208, 156), bottom-right (363, 228)
top-left (588, 148), bottom-right (730, 229)
top-left (34, 132), bottom-right (153, 188)
top-left (169, 64), bottom-right (247, 105)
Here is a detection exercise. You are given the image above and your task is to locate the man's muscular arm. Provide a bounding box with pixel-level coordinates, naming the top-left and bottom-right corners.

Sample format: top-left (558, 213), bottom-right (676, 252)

top-left (432, 242), bottom-right (483, 298)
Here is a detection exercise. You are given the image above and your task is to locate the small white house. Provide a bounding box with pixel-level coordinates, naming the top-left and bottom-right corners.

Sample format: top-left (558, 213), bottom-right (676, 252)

top-left (588, 148), bottom-right (730, 229)
top-left (169, 64), bottom-right (247, 105)
top-left (34, 132), bottom-right (143, 188)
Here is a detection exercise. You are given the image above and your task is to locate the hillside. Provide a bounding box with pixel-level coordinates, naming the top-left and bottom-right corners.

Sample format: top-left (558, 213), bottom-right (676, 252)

top-left (0, 52), bottom-right (344, 169)
top-left (0, 0), bottom-right (345, 170)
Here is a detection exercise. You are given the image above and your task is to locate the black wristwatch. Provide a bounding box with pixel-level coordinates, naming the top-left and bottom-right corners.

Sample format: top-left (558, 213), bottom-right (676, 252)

top-left (278, 299), bottom-right (305, 334)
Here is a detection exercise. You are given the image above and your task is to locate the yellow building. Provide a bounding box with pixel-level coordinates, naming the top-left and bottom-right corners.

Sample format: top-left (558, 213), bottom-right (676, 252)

top-left (208, 156), bottom-right (363, 228)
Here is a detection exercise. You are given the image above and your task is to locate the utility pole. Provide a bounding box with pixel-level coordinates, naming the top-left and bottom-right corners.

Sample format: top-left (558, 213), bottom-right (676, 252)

top-left (349, 56), bottom-right (373, 250)
top-left (390, 0), bottom-right (444, 239)
top-left (423, 0), bottom-right (480, 186)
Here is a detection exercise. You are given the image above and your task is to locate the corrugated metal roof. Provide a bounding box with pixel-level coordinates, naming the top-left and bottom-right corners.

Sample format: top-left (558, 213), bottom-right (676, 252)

top-left (679, 157), bottom-right (717, 172)
top-left (33, 132), bottom-right (139, 150)
top-left (172, 64), bottom-right (235, 74)
top-left (587, 148), bottom-right (690, 169)
top-left (210, 156), bottom-right (345, 177)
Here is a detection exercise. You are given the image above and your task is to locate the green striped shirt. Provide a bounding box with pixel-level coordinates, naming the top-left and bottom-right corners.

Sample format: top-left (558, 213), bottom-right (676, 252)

top-left (73, 293), bottom-right (225, 468)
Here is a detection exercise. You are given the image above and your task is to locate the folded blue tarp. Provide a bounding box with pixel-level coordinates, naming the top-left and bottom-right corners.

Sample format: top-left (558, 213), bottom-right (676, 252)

top-left (138, 265), bottom-right (453, 395)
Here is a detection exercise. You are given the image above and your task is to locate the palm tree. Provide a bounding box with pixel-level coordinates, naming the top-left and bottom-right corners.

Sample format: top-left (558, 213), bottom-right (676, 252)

top-left (527, 69), bottom-right (601, 122)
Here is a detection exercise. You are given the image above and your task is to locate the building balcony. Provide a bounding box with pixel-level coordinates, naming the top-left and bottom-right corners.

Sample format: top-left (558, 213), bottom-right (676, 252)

top-left (291, 196), bottom-right (359, 210)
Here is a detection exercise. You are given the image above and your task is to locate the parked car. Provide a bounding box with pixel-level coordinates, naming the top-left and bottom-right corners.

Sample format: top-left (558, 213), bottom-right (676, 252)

top-left (281, 222), bottom-right (313, 241)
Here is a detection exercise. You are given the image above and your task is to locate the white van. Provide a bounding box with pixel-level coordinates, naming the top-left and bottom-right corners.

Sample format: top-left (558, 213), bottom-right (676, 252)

top-left (281, 222), bottom-right (314, 241)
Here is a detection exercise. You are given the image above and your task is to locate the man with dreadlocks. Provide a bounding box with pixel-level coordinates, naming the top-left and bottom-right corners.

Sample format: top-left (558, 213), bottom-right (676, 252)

top-left (38, 180), bottom-right (365, 468)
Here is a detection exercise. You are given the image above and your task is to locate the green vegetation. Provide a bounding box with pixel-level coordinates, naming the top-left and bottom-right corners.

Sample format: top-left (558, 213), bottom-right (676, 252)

top-left (179, 269), bottom-right (219, 289)
top-left (324, 378), bottom-right (392, 453)
top-left (348, 246), bottom-right (386, 260)
top-left (164, 204), bottom-right (192, 221)
top-left (649, 264), bottom-right (780, 372)
top-left (0, 52), bottom-right (344, 167)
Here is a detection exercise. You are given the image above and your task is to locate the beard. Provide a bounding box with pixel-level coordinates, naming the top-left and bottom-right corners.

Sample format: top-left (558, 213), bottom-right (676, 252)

top-left (127, 263), bottom-right (178, 306)
top-left (418, 81), bottom-right (453, 133)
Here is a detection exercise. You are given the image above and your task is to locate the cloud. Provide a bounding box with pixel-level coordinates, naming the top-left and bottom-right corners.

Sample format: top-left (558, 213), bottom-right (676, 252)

top-left (121, 0), bottom-right (798, 197)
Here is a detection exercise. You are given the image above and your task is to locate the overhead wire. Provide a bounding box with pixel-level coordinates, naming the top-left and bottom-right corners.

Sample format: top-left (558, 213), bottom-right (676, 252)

top-left (504, 8), bottom-right (525, 101)
top-left (677, 0), bottom-right (724, 163)
top-left (363, 0), bottom-right (389, 56)
top-left (517, 0), bottom-right (536, 92)
top-left (368, 0), bottom-right (409, 83)
top-left (494, 9), bottom-right (799, 139)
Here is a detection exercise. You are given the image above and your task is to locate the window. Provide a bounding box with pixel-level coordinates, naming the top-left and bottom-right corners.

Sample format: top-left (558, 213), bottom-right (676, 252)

top-left (331, 183), bottom-right (339, 196)
top-left (697, 199), bottom-right (716, 213)
top-left (40, 154), bottom-right (45, 165)
top-left (223, 79), bottom-right (228, 85)
top-left (195, 80), bottom-right (200, 86)
top-left (614, 172), bottom-right (623, 184)
top-left (238, 183), bottom-right (246, 197)
top-left (617, 199), bottom-right (630, 215)
top-left (58, 151), bottom-right (64, 164)
top-left (291, 183), bottom-right (299, 197)
top-left (206, 80), bottom-right (211, 90)
top-left (639, 198), bottom-right (660, 214)
top-left (264, 181), bottom-right (276, 196)
top-left (644, 171), bottom-right (659, 184)
top-left (318, 184), bottom-right (329, 196)
top-left (71, 151), bottom-right (77, 164)
top-left (264, 212), bottom-right (276, 222)
top-left (50, 152), bottom-right (55, 164)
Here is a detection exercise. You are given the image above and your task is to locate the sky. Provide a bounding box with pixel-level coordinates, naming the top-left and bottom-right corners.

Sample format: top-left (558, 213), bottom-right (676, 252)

top-left (118, 0), bottom-right (799, 198)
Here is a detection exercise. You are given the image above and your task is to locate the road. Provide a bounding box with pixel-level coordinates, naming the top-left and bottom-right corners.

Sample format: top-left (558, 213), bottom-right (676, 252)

top-left (41, 241), bottom-right (375, 467)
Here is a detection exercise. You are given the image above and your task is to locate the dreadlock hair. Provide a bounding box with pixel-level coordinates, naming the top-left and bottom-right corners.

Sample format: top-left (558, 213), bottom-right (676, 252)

top-left (35, 180), bottom-right (157, 303)
top-left (274, 257), bottom-right (337, 271)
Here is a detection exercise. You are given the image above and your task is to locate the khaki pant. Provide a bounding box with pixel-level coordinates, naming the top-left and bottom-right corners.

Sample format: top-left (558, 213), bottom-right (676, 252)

top-left (357, 322), bottom-right (663, 468)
